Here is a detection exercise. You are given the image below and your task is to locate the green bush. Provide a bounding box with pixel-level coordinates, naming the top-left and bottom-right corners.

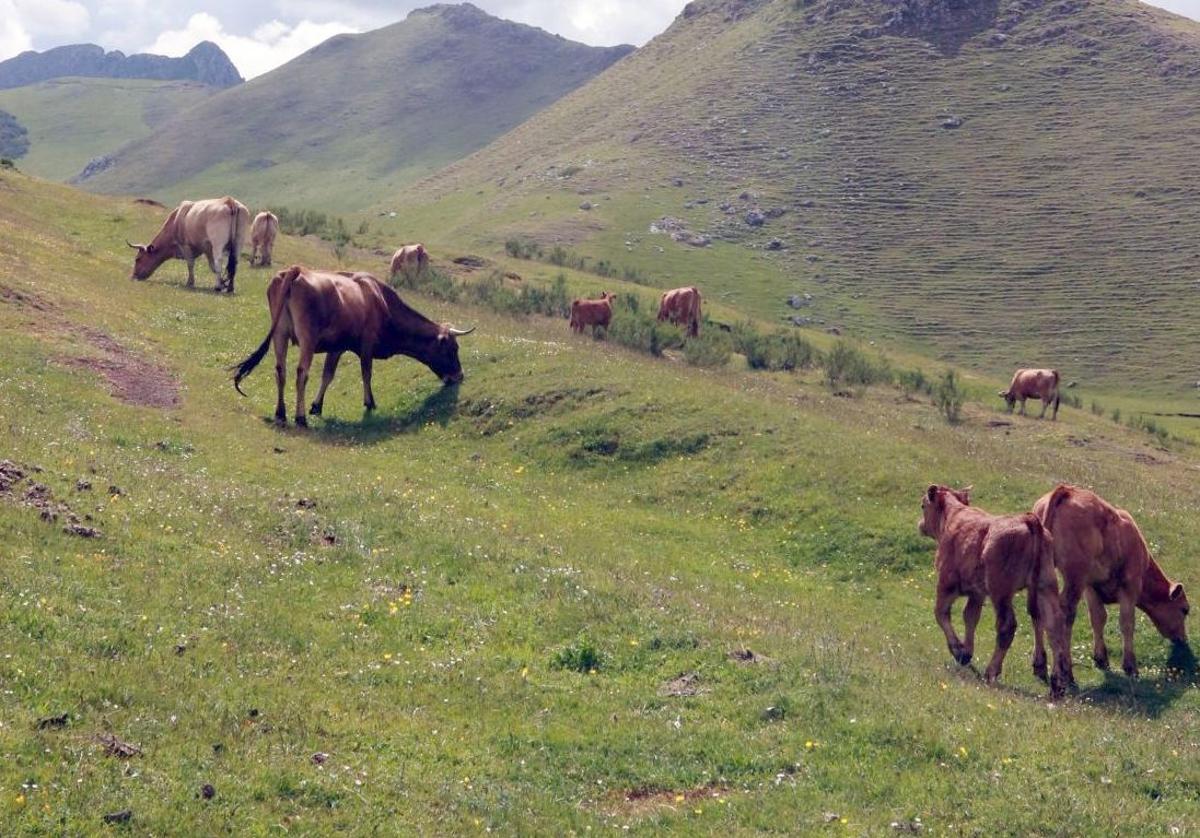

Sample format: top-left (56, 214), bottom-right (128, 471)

top-left (1090, 400), bottom-right (1104, 416)
top-left (551, 638), bottom-right (602, 673)
top-left (824, 341), bottom-right (890, 391)
top-left (935, 370), bottom-right (966, 424)
top-left (898, 368), bottom-right (931, 398)
top-left (683, 330), bottom-right (733, 367)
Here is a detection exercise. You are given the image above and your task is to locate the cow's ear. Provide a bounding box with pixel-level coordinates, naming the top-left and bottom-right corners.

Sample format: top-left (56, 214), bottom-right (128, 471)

top-left (1170, 582), bottom-right (1185, 601)
top-left (926, 485), bottom-right (938, 502)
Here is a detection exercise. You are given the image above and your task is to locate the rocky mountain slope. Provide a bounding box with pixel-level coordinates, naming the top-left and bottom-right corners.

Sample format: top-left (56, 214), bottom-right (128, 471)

top-left (0, 42), bottom-right (242, 90)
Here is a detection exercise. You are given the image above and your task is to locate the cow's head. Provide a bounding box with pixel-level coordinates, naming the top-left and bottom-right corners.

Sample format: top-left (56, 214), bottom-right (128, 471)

top-left (919, 484), bottom-right (971, 538)
top-left (126, 239), bottom-right (170, 281)
top-left (422, 325), bottom-right (475, 385)
top-left (1143, 581), bottom-right (1190, 645)
top-left (998, 388), bottom-right (1015, 407)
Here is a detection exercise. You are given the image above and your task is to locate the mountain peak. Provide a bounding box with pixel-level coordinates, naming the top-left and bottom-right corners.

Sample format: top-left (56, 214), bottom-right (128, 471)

top-left (0, 42), bottom-right (243, 90)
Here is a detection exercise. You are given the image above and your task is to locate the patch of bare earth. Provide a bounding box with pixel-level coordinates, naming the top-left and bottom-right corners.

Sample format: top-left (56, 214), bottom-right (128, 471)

top-left (0, 459), bottom-right (101, 538)
top-left (599, 784), bottom-right (734, 819)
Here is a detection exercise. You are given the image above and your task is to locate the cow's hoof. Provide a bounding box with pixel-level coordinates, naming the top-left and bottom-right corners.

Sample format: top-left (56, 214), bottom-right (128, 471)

top-left (1049, 675), bottom-right (1066, 700)
top-left (1123, 663), bottom-right (1139, 679)
top-left (1093, 652), bottom-right (1110, 671)
top-left (953, 648), bottom-right (972, 667)
top-left (983, 669), bottom-right (1000, 685)
top-left (295, 416), bottom-right (308, 429)
top-left (1032, 660), bottom-right (1048, 683)
top-left (364, 402), bottom-right (376, 412)
top-left (274, 414), bottom-right (287, 427)
top-left (309, 403), bottom-right (322, 416)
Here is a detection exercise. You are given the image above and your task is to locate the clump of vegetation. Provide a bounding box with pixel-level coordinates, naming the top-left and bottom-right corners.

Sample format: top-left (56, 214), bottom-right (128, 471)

top-left (505, 238), bottom-right (645, 283)
top-left (898, 368), bottom-right (932, 399)
top-left (824, 341), bottom-right (891, 392)
top-left (935, 370), bottom-right (966, 424)
top-left (505, 238), bottom-right (543, 260)
top-left (550, 637), bottom-right (603, 673)
top-left (0, 110), bottom-right (29, 160)
top-left (1090, 400), bottom-right (1105, 416)
top-left (269, 206), bottom-right (353, 254)
top-left (682, 330), bottom-right (733, 367)
top-left (606, 299), bottom-right (677, 356)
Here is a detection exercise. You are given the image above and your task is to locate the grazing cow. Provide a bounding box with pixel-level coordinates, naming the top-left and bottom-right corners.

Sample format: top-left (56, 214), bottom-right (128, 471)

top-left (250, 211), bottom-right (279, 267)
top-left (1000, 368), bottom-right (1061, 420)
top-left (127, 196), bottom-right (250, 293)
top-left (919, 485), bottom-right (1072, 696)
top-left (569, 292), bottom-right (616, 336)
top-left (390, 244), bottom-right (429, 282)
top-left (657, 286), bottom-right (702, 337)
top-left (1034, 485), bottom-right (1189, 679)
top-left (231, 266), bottom-right (475, 426)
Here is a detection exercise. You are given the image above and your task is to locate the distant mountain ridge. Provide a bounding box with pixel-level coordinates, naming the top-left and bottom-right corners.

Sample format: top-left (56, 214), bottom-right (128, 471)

top-left (80, 3), bottom-right (633, 211)
top-left (0, 42), bottom-right (242, 90)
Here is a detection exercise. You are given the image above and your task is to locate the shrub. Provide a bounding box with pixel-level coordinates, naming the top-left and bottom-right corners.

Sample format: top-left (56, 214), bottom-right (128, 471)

top-left (898, 368), bottom-right (930, 398)
top-left (824, 341), bottom-right (889, 391)
top-left (607, 305), bottom-right (672, 355)
top-left (683, 330), bottom-right (732, 367)
top-left (551, 638), bottom-right (602, 673)
top-left (1110, 407), bottom-right (1121, 424)
top-left (935, 370), bottom-right (966, 424)
top-left (1090, 400), bottom-right (1104, 416)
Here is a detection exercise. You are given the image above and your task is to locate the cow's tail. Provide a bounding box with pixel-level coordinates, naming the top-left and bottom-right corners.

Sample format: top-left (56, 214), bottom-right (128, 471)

top-left (1024, 516), bottom-right (1053, 623)
top-left (1052, 369), bottom-right (1062, 413)
top-left (226, 200), bottom-right (246, 283)
top-left (1043, 484), bottom-right (1072, 534)
top-left (231, 266), bottom-right (298, 395)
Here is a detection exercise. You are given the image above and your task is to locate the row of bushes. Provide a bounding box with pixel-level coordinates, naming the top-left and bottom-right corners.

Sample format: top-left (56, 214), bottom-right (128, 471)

top-left (268, 206), bottom-right (371, 259)
top-left (1088, 399), bottom-right (1175, 445)
top-left (392, 268), bottom-right (971, 422)
top-left (505, 238), bottom-right (647, 283)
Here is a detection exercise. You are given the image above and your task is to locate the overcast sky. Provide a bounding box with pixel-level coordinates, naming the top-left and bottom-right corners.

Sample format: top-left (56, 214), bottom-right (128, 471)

top-left (2, 1), bottom-right (1198, 80)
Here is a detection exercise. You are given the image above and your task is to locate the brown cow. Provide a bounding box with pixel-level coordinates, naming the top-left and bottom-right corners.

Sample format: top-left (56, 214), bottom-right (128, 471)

top-left (127, 197), bottom-right (250, 293)
top-left (657, 287), bottom-right (702, 337)
top-left (919, 485), bottom-right (1073, 696)
top-left (1000, 368), bottom-right (1061, 420)
top-left (390, 244), bottom-right (429, 282)
top-left (250, 211), bottom-right (279, 267)
top-left (1034, 485), bottom-right (1189, 679)
top-left (231, 266), bottom-right (475, 426)
top-left (569, 292), bottom-right (616, 337)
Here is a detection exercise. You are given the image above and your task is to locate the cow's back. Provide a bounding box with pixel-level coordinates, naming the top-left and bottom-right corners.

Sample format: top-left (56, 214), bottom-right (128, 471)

top-left (290, 270), bottom-right (387, 353)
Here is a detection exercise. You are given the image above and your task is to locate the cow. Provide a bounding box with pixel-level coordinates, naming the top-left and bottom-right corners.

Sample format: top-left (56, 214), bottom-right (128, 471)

top-left (569, 292), bottom-right (616, 337)
top-left (919, 485), bottom-right (1073, 696)
top-left (231, 266), bottom-right (475, 427)
top-left (127, 196), bottom-right (250, 293)
top-left (1034, 485), bottom-right (1189, 679)
top-left (1000, 368), bottom-right (1061, 420)
top-left (657, 286), bottom-right (702, 337)
top-left (250, 211), bottom-right (279, 267)
top-left (390, 244), bottom-right (429, 282)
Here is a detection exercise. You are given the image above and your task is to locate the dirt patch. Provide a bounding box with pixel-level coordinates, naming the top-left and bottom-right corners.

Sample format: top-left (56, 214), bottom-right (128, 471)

top-left (132, 197), bottom-right (166, 209)
top-left (0, 284), bottom-right (56, 313)
top-left (600, 784), bottom-right (733, 819)
top-left (660, 672), bottom-right (706, 697)
top-left (728, 646), bottom-right (768, 665)
top-left (62, 327), bottom-right (179, 409)
top-left (0, 459), bottom-right (102, 538)
top-left (97, 733), bottom-right (141, 759)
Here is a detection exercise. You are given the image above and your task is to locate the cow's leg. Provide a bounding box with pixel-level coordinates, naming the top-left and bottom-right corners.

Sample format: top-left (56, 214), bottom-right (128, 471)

top-left (251, 243), bottom-right (259, 267)
top-left (983, 595), bottom-right (1017, 684)
top-left (205, 249), bottom-right (223, 291)
top-left (272, 333), bottom-right (289, 426)
top-left (1084, 587), bottom-right (1110, 671)
top-left (1039, 397), bottom-right (1049, 419)
top-left (1030, 602), bottom-right (1048, 683)
top-left (935, 584), bottom-right (969, 666)
top-left (360, 356), bottom-right (376, 411)
top-left (294, 346), bottom-right (314, 428)
top-left (1019, 397), bottom-right (1028, 416)
top-left (962, 594), bottom-right (985, 664)
top-left (310, 352), bottom-right (342, 416)
top-left (185, 256), bottom-right (196, 288)
top-left (1032, 577), bottom-right (1074, 696)
top-left (1118, 589), bottom-right (1139, 678)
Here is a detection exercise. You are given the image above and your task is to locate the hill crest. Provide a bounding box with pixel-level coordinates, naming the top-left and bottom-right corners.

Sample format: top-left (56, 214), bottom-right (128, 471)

top-left (0, 42), bottom-right (243, 90)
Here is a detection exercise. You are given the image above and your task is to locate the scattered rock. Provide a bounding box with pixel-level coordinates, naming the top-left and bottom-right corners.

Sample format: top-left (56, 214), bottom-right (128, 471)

top-left (200, 784), bottom-right (215, 800)
top-left (295, 498), bottom-right (317, 510)
top-left (891, 819), bottom-right (924, 833)
top-left (75, 478), bottom-right (92, 492)
top-left (174, 644), bottom-right (187, 656)
top-left (745, 209), bottom-right (766, 227)
top-left (941, 115), bottom-right (965, 129)
top-left (36, 713), bottom-right (69, 730)
top-left (107, 485), bottom-right (122, 496)
top-left (987, 420), bottom-right (1014, 428)
top-left (761, 704), bottom-right (786, 722)
top-left (729, 647), bottom-right (766, 664)
top-left (579, 201), bottom-right (595, 211)
top-left (827, 326), bottom-right (842, 336)
top-left (98, 733), bottom-right (141, 759)
top-left (102, 810), bottom-right (132, 825)
top-left (671, 178), bottom-right (684, 187)
top-left (312, 752), bottom-right (330, 765)
top-left (766, 239), bottom-right (785, 251)
top-left (453, 255), bottom-right (487, 268)
top-left (787, 295), bottom-right (810, 309)
top-left (823, 812), bottom-right (841, 824)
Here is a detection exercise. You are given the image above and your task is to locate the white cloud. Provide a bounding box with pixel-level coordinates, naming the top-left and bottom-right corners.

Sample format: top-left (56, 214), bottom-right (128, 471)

top-left (1145, 0), bottom-right (1200, 17)
top-left (142, 12), bottom-right (358, 79)
top-left (0, 0), bottom-right (90, 61)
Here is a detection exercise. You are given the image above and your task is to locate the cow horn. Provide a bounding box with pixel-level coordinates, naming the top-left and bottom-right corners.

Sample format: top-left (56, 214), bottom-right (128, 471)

top-left (126, 239), bottom-right (144, 250)
top-left (447, 326), bottom-right (476, 336)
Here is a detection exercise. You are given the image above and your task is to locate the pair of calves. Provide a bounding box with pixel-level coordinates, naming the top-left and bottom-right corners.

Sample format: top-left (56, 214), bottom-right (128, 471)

top-left (273, 345), bottom-right (373, 427)
top-left (937, 578), bottom-right (1135, 693)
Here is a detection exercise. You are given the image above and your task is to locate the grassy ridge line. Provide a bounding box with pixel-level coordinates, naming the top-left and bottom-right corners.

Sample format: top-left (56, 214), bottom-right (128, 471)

top-left (0, 78), bottom-right (215, 181)
top-left (1, 171), bottom-right (1198, 832)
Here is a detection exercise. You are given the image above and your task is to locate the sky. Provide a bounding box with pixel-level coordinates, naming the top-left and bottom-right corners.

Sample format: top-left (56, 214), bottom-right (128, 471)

top-left (1, 1), bottom-right (1199, 80)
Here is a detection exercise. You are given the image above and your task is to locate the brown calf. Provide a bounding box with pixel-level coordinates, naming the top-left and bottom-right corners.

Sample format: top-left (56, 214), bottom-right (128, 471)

top-left (570, 292), bottom-right (616, 336)
top-left (250, 211), bottom-right (279, 267)
top-left (390, 244), bottom-right (429, 282)
top-left (1000, 368), bottom-right (1061, 420)
top-left (1034, 485), bottom-right (1189, 679)
top-left (920, 485), bottom-right (1072, 696)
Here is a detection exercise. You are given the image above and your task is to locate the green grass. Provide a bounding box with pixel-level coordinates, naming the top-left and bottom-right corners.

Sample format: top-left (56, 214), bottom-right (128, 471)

top-left (2, 170), bottom-right (1199, 833)
top-left (0, 78), bottom-right (214, 181)
top-left (78, 6), bottom-right (631, 213)
top-left (370, 0), bottom-right (1200, 402)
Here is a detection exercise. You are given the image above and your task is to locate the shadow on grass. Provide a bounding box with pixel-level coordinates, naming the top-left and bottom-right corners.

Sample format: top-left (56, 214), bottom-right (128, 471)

top-left (314, 383), bottom-right (462, 445)
top-left (1075, 643), bottom-right (1197, 718)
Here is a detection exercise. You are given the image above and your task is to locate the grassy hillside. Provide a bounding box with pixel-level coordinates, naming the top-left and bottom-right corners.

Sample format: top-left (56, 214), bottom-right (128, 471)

top-left (373, 0), bottom-right (1200, 403)
top-left (79, 4), bottom-right (632, 213)
top-left (0, 78), bottom-right (215, 181)
top-left (3, 171), bottom-right (1199, 833)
